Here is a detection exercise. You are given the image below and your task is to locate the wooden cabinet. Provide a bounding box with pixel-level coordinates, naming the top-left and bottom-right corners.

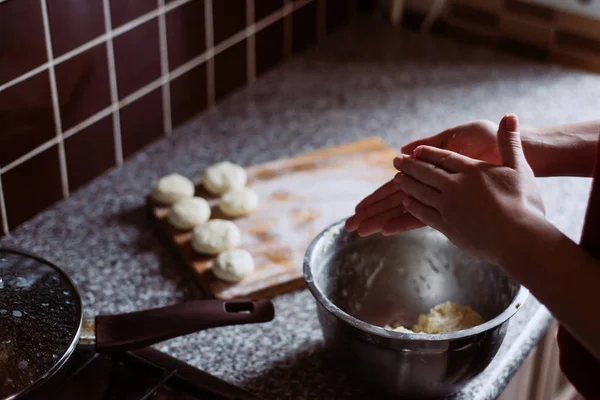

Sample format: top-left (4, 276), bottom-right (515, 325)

top-left (500, 321), bottom-right (582, 400)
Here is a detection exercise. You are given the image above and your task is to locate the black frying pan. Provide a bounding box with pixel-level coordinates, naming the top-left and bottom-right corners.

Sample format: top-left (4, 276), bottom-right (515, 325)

top-left (0, 248), bottom-right (275, 400)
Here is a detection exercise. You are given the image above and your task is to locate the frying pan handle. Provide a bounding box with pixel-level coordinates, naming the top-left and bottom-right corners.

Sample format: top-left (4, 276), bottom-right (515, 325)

top-left (94, 299), bottom-right (275, 352)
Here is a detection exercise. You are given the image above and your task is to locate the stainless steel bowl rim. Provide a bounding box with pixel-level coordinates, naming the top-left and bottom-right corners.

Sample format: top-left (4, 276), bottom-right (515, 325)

top-left (303, 219), bottom-right (530, 342)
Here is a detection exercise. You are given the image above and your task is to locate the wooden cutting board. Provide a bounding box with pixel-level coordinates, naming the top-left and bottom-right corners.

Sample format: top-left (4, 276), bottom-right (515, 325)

top-left (148, 137), bottom-right (397, 299)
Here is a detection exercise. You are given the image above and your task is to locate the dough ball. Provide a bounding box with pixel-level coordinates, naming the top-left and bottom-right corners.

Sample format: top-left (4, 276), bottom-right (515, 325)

top-left (203, 161), bottom-right (247, 195)
top-left (384, 301), bottom-right (484, 334)
top-left (213, 249), bottom-right (255, 282)
top-left (218, 188), bottom-right (259, 217)
top-left (167, 197), bottom-right (211, 230)
top-left (191, 219), bottom-right (241, 255)
top-left (412, 301), bottom-right (484, 334)
top-left (151, 173), bottom-right (195, 205)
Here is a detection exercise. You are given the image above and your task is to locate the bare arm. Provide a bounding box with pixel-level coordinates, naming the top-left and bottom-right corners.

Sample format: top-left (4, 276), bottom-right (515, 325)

top-left (504, 217), bottom-right (600, 361)
top-left (522, 121), bottom-right (600, 177)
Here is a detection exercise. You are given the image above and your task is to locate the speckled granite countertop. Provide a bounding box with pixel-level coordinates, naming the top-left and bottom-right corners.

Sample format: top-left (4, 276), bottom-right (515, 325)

top-left (3, 18), bottom-right (599, 399)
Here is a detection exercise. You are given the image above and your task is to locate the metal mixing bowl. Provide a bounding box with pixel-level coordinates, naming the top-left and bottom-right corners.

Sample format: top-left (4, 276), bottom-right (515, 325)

top-left (303, 220), bottom-right (529, 398)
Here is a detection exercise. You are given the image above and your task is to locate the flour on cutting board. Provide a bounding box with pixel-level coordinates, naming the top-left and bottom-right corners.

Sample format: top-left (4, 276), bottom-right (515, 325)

top-left (237, 162), bottom-right (390, 258)
top-left (211, 152), bottom-right (394, 298)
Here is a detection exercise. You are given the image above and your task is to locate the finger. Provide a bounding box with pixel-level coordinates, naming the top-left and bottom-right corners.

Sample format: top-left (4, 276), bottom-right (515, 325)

top-left (353, 190), bottom-right (408, 224)
top-left (345, 215), bottom-right (360, 232)
top-left (393, 173), bottom-right (441, 209)
top-left (497, 114), bottom-right (526, 169)
top-left (356, 206), bottom-right (408, 237)
top-left (413, 146), bottom-right (475, 173)
top-left (380, 215), bottom-right (425, 236)
top-left (402, 197), bottom-right (444, 232)
top-left (394, 154), bottom-right (449, 189)
top-left (346, 190), bottom-right (408, 232)
top-left (401, 130), bottom-right (451, 155)
top-left (355, 180), bottom-right (402, 211)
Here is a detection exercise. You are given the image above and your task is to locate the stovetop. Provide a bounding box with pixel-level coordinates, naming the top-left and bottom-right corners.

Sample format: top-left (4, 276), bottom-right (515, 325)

top-left (22, 347), bottom-right (262, 400)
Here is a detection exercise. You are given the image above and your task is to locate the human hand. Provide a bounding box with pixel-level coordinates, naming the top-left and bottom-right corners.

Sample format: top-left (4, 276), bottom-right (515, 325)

top-left (344, 179), bottom-right (421, 236)
top-left (345, 120), bottom-right (501, 236)
top-left (392, 114), bottom-right (545, 264)
top-left (402, 119), bottom-right (501, 165)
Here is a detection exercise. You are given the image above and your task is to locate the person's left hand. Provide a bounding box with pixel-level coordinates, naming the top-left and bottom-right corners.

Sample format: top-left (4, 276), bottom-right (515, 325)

top-left (390, 115), bottom-right (546, 264)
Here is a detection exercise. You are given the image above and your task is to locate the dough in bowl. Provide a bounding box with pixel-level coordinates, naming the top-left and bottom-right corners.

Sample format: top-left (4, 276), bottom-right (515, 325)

top-left (191, 219), bottom-right (241, 255)
top-left (151, 173), bottom-right (195, 205)
top-left (213, 249), bottom-right (255, 282)
top-left (203, 161), bottom-right (247, 195)
top-left (167, 197), bottom-right (211, 230)
top-left (385, 301), bottom-right (484, 334)
top-left (219, 188), bottom-right (259, 217)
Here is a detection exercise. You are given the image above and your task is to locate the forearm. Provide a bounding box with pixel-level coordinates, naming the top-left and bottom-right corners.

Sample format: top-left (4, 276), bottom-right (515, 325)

top-left (501, 218), bottom-right (600, 360)
top-left (521, 121), bottom-right (600, 177)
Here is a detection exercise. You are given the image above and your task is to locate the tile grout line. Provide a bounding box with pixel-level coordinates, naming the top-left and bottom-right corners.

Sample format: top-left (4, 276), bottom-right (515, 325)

top-left (54, 34), bottom-right (110, 65)
top-left (0, 4), bottom-right (287, 175)
top-left (247, 0), bottom-right (256, 84)
top-left (0, 4), bottom-right (156, 94)
top-left (120, 78), bottom-right (164, 108)
top-left (111, 8), bottom-right (162, 37)
top-left (0, 0), bottom-right (273, 96)
top-left (0, 0), bottom-right (193, 95)
top-left (294, 0), bottom-right (314, 12)
top-left (163, 0), bottom-right (192, 13)
top-left (205, 0), bottom-right (216, 107)
top-left (57, 142), bottom-right (69, 196)
top-left (0, 0), bottom-right (231, 97)
top-left (1, 137), bottom-right (60, 175)
top-left (256, 8), bottom-right (285, 32)
top-left (0, 176), bottom-right (8, 236)
top-left (103, 0), bottom-right (124, 166)
top-left (63, 106), bottom-right (115, 140)
top-left (213, 27), bottom-right (251, 57)
top-left (158, 0), bottom-right (172, 137)
top-left (52, 0), bottom-right (193, 64)
top-left (170, 51), bottom-right (213, 81)
top-left (40, 0), bottom-right (70, 198)
top-left (283, 0), bottom-right (294, 15)
top-left (256, 7), bottom-right (286, 31)
top-left (0, 63), bottom-right (50, 93)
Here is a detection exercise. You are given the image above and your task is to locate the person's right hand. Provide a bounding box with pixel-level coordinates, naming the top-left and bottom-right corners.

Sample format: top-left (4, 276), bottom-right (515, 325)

top-left (345, 120), bottom-right (502, 236)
